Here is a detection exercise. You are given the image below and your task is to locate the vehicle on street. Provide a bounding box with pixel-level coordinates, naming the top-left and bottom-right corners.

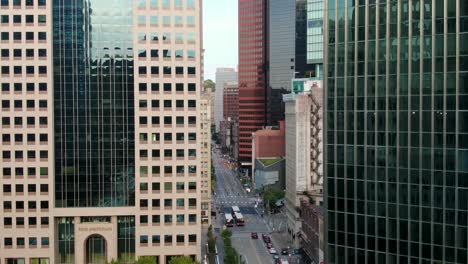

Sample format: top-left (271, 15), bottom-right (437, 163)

top-left (274, 259), bottom-right (281, 264)
top-left (225, 213), bottom-right (234, 227)
top-left (251, 232), bottom-right (258, 239)
top-left (281, 248), bottom-right (289, 255)
top-left (269, 248), bottom-right (278, 254)
top-left (280, 259), bottom-right (289, 264)
top-left (262, 234), bottom-right (271, 243)
top-left (231, 205), bottom-right (241, 214)
top-left (234, 212), bottom-right (245, 226)
top-left (266, 243), bottom-right (273, 249)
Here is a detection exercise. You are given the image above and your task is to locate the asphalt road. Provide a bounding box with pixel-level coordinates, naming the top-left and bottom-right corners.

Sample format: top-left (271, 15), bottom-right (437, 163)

top-left (212, 149), bottom-right (287, 264)
top-left (212, 150), bottom-right (255, 208)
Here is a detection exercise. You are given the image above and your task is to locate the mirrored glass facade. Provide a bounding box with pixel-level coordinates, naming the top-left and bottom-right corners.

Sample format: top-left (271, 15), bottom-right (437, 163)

top-left (57, 218), bottom-right (75, 264)
top-left (53, 0), bottom-right (135, 208)
top-left (326, 0), bottom-right (468, 263)
top-left (117, 216), bottom-right (136, 262)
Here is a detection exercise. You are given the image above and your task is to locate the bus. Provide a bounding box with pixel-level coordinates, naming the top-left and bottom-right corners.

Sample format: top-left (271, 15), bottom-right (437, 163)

top-left (225, 213), bottom-right (234, 227)
top-left (234, 212), bottom-right (245, 226)
top-left (231, 206), bottom-right (240, 214)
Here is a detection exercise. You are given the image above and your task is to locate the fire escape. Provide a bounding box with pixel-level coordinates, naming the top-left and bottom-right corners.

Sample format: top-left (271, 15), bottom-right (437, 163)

top-left (309, 93), bottom-right (323, 189)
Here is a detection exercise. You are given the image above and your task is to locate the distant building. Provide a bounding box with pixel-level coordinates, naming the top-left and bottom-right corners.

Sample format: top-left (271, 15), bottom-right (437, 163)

top-left (267, 0), bottom-right (295, 126)
top-left (254, 158), bottom-right (286, 190)
top-left (201, 90), bottom-right (213, 226)
top-left (220, 118), bottom-right (238, 160)
top-left (204, 86), bottom-right (216, 129)
top-left (252, 121), bottom-right (286, 189)
top-left (238, 0), bottom-right (268, 166)
top-left (283, 79), bottom-right (323, 248)
top-left (252, 121), bottom-right (286, 160)
top-left (214, 68), bottom-right (237, 132)
top-left (223, 82), bottom-right (239, 121)
top-left (300, 199), bottom-right (324, 264)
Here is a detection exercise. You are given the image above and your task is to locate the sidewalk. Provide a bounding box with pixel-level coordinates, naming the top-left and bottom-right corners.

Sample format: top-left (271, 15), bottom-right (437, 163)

top-left (201, 226), bottom-right (208, 257)
top-left (271, 231), bottom-right (289, 250)
top-left (212, 215), bottom-right (226, 263)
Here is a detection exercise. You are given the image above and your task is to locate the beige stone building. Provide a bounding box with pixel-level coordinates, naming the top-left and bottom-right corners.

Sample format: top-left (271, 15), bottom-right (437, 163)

top-left (200, 89), bottom-right (212, 227)
top-left (283, 81), bottom-right (323, 249)
top-left (0, 0), bottom-right (204, 263)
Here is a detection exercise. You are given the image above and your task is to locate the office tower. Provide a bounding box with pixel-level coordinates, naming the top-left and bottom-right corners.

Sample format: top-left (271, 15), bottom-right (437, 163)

top-left (325, 1), bottom-right (468, 263)
top-left (0, 0), bottom-right (203, 263)
top-left (295, 0), bottom-right (325, 79)
top-left (284, 82), bottom-right (323, 249)
top-left (268, 0), bottom-right (295, 92)
top-left (220, 81), bottom-right (239, 162)
top-left (305, 0), bottom-right (324, 78)
top-left (223, 82), bottom-right (239, 121)
top-left (295, 0), bottom-right (310, 77)
top-left (0, 0), bottom-right (55, 263)
top-left (266, 0), bottom-right (295, 126)
top-left (238, 0), bottom-right (268, 167)
top-left (214, 67), bottom-right (237, 132)
top-left (200, 89), bottom-right (212, 227)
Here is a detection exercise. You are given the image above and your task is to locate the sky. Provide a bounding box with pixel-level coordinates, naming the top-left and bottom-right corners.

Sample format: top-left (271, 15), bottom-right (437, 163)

top-left (203, 0), bottom-right (238, 80)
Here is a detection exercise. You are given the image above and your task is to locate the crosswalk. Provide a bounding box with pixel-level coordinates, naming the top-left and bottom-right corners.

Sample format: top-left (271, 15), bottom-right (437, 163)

top-left (215, 200), bottom-right (253, 205)
top-left (214, 195), bottom-right (251, 199)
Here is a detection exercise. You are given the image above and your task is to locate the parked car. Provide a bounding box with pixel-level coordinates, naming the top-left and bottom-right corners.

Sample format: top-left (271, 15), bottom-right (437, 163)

top-left (281, 248), bottom-right (289, 255)
top-left (251, 232), bottom-right (258, 239)
top-left (262, 234), bottom-right (271, 243)
top-left (266, 243), bottom-right (273, 249)
top-left (269, 248), bottom-right (278, 254)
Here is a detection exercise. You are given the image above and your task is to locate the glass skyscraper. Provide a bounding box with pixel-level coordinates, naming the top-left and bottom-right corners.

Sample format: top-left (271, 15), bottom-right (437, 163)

top-left (238, 0), bottom-right (268, 165)
top-left (53, 0), bottom-right (136, 208)
top-left (325, 0), bottom-right (468, 263)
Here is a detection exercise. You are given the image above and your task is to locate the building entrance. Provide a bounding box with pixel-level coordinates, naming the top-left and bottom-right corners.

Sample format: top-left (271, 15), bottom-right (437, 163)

top-left (85, 235), bottom-right (107, 264)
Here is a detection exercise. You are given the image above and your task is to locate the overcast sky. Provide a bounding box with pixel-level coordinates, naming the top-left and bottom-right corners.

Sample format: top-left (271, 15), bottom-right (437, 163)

top-left (203, 0), bottom-right (238, 80)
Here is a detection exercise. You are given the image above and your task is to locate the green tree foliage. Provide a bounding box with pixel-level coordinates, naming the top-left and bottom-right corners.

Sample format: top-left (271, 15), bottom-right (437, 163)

top-left (204, 79), bottom-right (215, 90)
top-left (206, 225), bottom-right (217, 264)
top-left (263, 186), bottom-right (285, 209)
top-left (221, 228), bottom-right (245, 264)
top-left (211, 132), bottom-right (219, 142)
top-left (107, 260), bottom-right (123, 264)
top-left (135, 256), bottom-right (157, 264)
top-left (207, 225), bottom-right (216, 254)
top-left (221, 228), bottom-right (232, 239)
top-left (168, 256), bottom-right (199, 264)
top-left (210, 159), bottom-right (216, 192)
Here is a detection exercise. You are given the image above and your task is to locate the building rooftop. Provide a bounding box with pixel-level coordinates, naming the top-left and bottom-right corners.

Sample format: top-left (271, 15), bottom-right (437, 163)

top-left (258, 157), bottom-right (282, 166)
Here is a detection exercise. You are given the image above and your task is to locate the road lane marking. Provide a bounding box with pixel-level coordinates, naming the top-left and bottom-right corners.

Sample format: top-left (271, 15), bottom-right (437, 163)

top-left (249, 236), bottom-right (264, 264)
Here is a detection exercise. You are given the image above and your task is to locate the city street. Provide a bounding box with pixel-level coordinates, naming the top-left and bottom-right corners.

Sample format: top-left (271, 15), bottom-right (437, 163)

top-left (211, 148), bottom-right (296, 264)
